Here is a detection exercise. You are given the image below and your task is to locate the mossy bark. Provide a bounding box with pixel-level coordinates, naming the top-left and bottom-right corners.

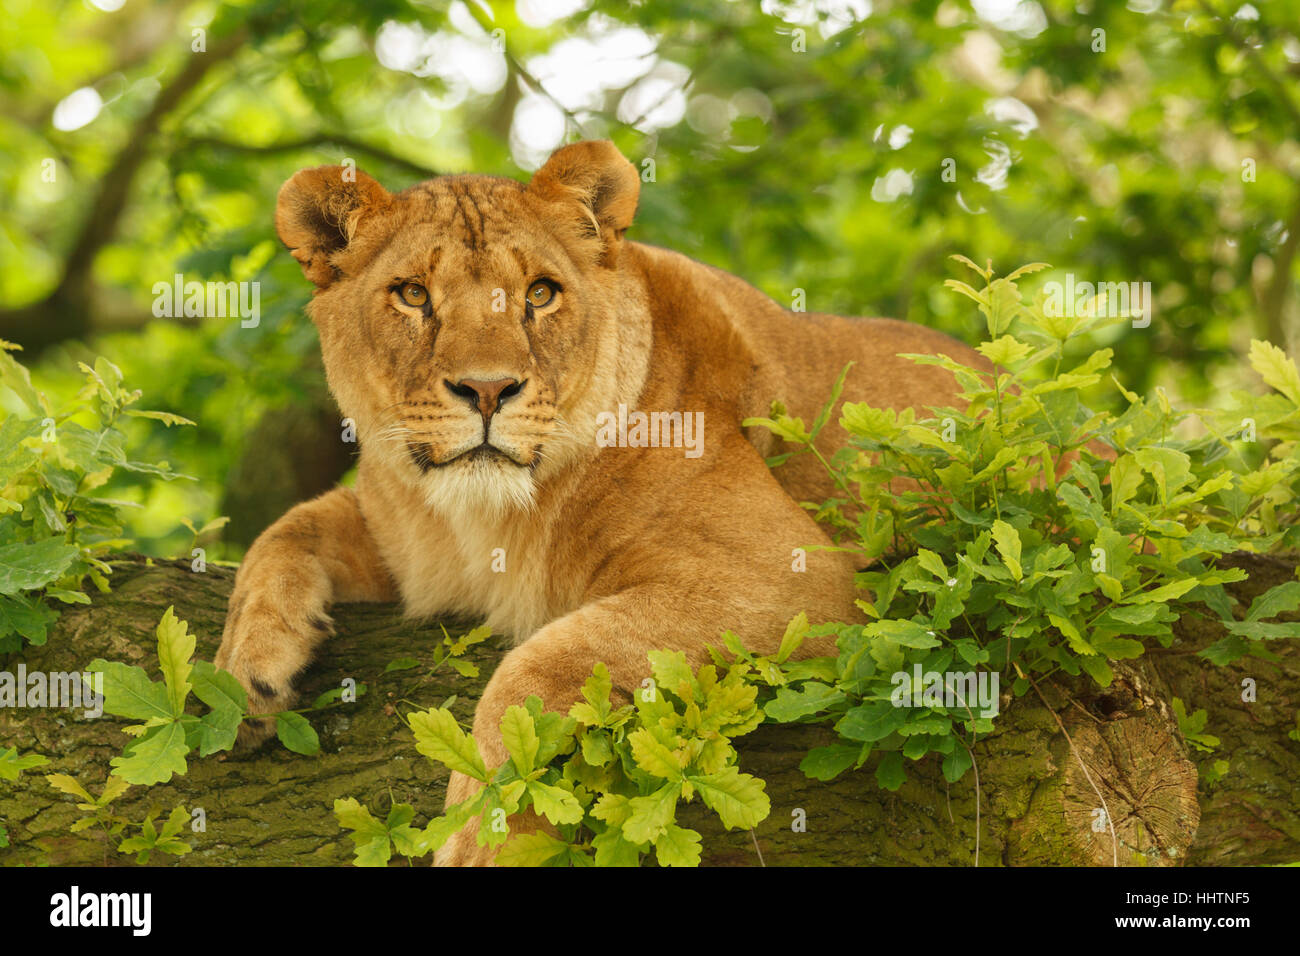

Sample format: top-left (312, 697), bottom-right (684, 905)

top-left (1, 554), bottom-right (1296, 867)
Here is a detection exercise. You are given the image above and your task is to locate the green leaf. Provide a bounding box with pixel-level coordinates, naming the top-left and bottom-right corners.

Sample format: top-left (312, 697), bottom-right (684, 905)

top-left (942, 745), bottom-right (973, 782)
top-left (419, 798), bottom-right (481, 856)
top-left (190, 660), bottom-right (249, 713)
top-left (124, 409), bottom-right (197, 427)
top-left (622, 782), bottom-right (680, 844)
top-left (591, 827), bottom-right (642, 866)
top-left (763, 682), bottom-right (847, 722)
top-left (500, 705), bottom-right (540, 777)
top-left (1078, 655), bottom-right (1114, 687)
top-left (334, 798), bottom-right (392, 867)
top-left (1249, 339), bottom-right (1300, 406)
top-left (44, 772), bottom-right (93, 801)
top-left (654, 825), bottom-right (703, 867)
top-left (497, 831), bottom-right (571, 867)
top-left (274, 711), bottom-right (321, 755)
top-left (0, 593), bottom-right (58, 645)
top-left (110, 721), bottom-right (189, 785)
top-left (687, 766), bottom-right (770, 830)
top-left (865, 619), bottom-right (942, 649)
top-left (580, 729), bottom-right (613, 766)
top-left (976, 334), bottom-right (1033, 367)
top-left (527, 781), bottom-right (584, 826)
top-left (915, 549), bottom-right (948, 580)
top-left (1199, 635), bottom-right (1250, 666)
top-left (477, 778), bottom-right (524, 848)
top-left (0, 538), bottom-right (80, 595)
top-left (409, 707), bottom-right (488, 781)
top-left (647, 649), bottom-right (696, 701)
top-left (1131, 578), bottom-right (1199, 605)
top-left (0, 346), bottom-right (44, 412)
top-left (1049, 613), bottom-right (1095, 654)
top-left (591, 793), bottom-right (633, 827)
top-left (385, 804), bottom-right (424, 857)
top-left (1089, 634), bottom-right (1146, 658)
top-left (776, 611), bottom-right (809, 663)
top-left (193, 708), bottom-right (241, 757)
top-left (1134, 447), bottom-right (1192, 503)
top-left (627, 728), bottom-right (683, 780)
top-left (448, 658), bottom-right (479, 678)
top-left (991, 520), bottom-right (1023, 580)
top-left (1244, 581), bottom-right (1300, 622)
top-left (0, 747), bottom-right (48, 781)
top-left (837, 702), bottom-right (907, 742)
top-left (1223, 620), bottom-right (1300, 640)
top-left (810, 363), bottom-right (854, 439)
top-left (155, 607), bottom-right (194, 717)
top-left (445, 623), bottom-right (492, 656)
top-left (875, 751), bottom-right (905, 791)
top-left (1108, 455), bottom-right (1144, 512)
top-left (578, 661), bottom-right (613, 724)
top-left (86, 660), bottom-right (173, 722)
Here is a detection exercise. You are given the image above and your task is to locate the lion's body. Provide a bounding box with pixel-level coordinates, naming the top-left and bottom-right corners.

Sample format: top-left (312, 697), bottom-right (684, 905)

top-left (214, 141), bottom-right (985, 864)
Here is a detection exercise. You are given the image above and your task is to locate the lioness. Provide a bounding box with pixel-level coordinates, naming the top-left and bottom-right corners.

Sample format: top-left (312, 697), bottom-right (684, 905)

top-left (214, 140), bottom-right (985, 865)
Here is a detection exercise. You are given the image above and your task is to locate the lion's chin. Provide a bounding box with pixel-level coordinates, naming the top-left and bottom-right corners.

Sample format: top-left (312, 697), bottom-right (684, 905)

top-left (418, 453), bottom-right (537, 518)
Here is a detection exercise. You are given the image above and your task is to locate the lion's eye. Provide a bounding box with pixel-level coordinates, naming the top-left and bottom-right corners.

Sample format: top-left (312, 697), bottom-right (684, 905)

top-left (527, 279), bottom-right (558, 309)
top-left (397, 282), bottom-right (428, 308)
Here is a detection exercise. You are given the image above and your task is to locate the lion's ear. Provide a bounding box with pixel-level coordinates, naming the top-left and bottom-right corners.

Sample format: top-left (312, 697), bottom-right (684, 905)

top-left (527, 140), bottom-right (639, 260)
top-left (275, 166), bottom-right (391, 287)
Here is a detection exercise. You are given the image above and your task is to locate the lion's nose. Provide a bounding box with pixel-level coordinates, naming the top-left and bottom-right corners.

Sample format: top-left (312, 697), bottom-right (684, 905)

top-left (445, 377), bottom-right (524, 422)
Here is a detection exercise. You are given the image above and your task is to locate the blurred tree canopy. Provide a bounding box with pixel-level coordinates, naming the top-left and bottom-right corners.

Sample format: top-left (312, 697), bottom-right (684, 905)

top-left (1, 0), bottom-right (1297, 558)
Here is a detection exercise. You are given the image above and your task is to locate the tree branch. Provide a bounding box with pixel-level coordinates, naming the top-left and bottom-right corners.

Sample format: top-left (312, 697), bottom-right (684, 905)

top-left (178, 134), bottom-right (441, 182)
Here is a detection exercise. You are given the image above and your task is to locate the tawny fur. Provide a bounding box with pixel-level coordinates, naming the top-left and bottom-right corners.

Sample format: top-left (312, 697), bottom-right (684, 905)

top-left (213, 140), bottom-right (989, 865)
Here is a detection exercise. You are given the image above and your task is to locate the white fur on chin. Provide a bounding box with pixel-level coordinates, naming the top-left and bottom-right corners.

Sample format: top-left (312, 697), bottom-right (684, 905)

top-left (420, 455), bottom-right (538, 518)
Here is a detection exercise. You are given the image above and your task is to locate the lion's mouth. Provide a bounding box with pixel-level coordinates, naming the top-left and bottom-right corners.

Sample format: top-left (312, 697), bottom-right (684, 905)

top-left (407, 441), bottom-right (530, 472)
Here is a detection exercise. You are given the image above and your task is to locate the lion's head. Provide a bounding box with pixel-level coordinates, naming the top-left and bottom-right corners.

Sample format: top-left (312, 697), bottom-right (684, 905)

top-left (274, 141), bottom-right (651, 516)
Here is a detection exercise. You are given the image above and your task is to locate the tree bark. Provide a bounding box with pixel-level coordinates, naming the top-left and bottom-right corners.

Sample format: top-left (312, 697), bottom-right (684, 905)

top-left (1, 554), bottom-right (1296, 867)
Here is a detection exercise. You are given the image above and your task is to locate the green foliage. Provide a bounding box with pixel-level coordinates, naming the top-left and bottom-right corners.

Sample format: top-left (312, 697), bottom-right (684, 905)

top-left (46, 771), bottom-right (131, 835)
top-left (0, 746), bottom-right (49, 780)
top-left (333, 797), bottom-right (426, 867)
top-left (35, 605), bottom-right (380, 860)
top-left (1172, 696), bottom-right (1230, 786)
top-left (744, 258), bottom-right (1300, 790)
top-left (180, 515), bottom-right (230, 555)
top-left (46, 770), bottom-right (193, 864)
top-left (337, 655), bottom-right (770, 867)
top-left (0, 345), bottom-right (193, 653)
top-left (383, 622), bottom-right (491, 682)
top-left (89, 607), bottom-right (328, 786)
top-left (116, 805), bottom-right (193, 865)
